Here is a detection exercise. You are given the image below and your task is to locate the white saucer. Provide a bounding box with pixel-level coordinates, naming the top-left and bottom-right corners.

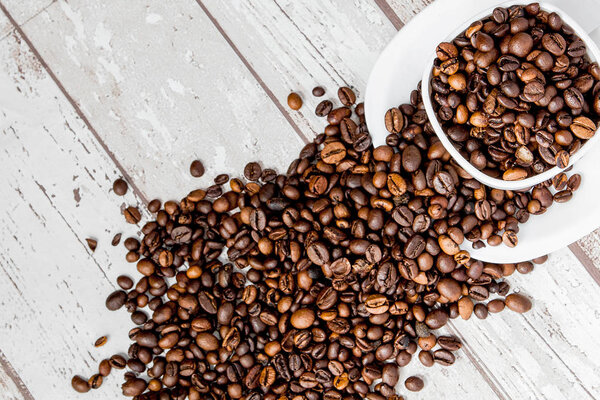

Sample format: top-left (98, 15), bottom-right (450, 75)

top-left (365, 0), bottom-right (600, 263)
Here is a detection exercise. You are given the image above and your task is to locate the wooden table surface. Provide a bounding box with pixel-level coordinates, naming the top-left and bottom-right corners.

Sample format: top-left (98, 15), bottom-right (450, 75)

top-left (1, 1), bottom-right (599, 399)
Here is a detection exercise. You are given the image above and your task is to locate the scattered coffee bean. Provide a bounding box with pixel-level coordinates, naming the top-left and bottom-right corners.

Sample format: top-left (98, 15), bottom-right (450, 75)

top-left (287, 92), bottom-right (303, 110)
top-left (505, 293), bottom-right (533, 313)
top-left (312, 86), bottom-right (325, 97)
top-left (94, 336), bottom-right (107, 347)
top-left (405, 376), bottom-right (424, 392)
top-left (74, 84), bottom-right (550, 400)
top-left (117, 275), bottom-right (134, 290)
top-left (189, 160), bottom-right (205, 177)
top-left (113, 178), bottom-right (128, 196)
top-left (71, 375), bottom-right (90, 393)
top-left (338, 86), bottom-right (356, 106)
top-left (315, 100), bottom-right (333, 117)
top-left (111, 233), bottom-right (122, 246)
top-left (86, 238), bottom-right (97, 252)
top-left (123, 206), bottom-right (141, 224)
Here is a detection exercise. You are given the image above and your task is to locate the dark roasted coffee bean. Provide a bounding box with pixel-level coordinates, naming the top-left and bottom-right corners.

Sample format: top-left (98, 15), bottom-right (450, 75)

top-left (106, 290), bottom-right (127, 311)
top-left (71, 376), bottom-right (90, 393)
top-left (405, 376), bottom-right (424, 392)
top-left (385, 108), bottom-right (404, 134)
top-left (505, 293), bottom-right (532, 313)
top-left (312, 86), bottom-right (325, 97)
top-left (113, 178), bottom-right (128, 196)
top-left (123, 206), bottom-right (141, 224)
top-left (189, 160), bottom-right (205, 177)
top-left (316, 100), bottom-right (333, 117)
top-left (433, 349), bottom-right (456, 366)
top-left (338, 87), bottom-right (356, 106)
top-left (568, 174), bottom-right (582, 191)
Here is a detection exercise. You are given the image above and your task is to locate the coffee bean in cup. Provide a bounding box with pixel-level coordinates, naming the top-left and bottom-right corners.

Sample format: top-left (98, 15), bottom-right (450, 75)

top-left (429, 3), bottom-right (600, 181)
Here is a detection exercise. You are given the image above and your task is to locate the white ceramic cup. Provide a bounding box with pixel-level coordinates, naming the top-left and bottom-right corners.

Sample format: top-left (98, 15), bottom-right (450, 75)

top-left (420, 0), bottom-right (600, 191)
top-left (365, 0), bottom-right (600, 262)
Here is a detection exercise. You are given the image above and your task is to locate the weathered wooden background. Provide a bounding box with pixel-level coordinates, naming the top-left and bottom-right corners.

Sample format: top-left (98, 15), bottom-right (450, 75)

top-left (0, 0), bottom-right (599, 399)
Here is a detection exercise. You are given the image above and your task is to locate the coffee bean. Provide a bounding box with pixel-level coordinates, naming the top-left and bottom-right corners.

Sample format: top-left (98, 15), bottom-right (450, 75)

top-left (384, 108), bottom-right (404, 134)
top-left (505, 293), bottom-right (532, 313)
top-left (338, 87), bottom-right (356, 106)
top-left (554, 189), bottom-right (573, 203)
top-left (88, 374), bottom-right (103, 389)
top-left (570, 116), bottom-right (596, 139)
top-left (122, 378), bottom-right (147, 396)
top-left (425, 309), bottom-right (449, 329)
top-left (106, 290), bottom-right (127, 311)
top-left (542, 33), bottom-right (566, 56)
top-left (434, 349), bottom-right (455, 366)
top-left (315, 100), bottom-right (333, 117)
top-left (474, 303), bottom-right (488, 319)
top-left (405, 376), bottom-right (424, 392)
top-left (109, 354), bottom-right (126, 369)
top-left (312, 86), bottom-right (325, 97)
top-left (291, 308), bottom-right (315, 329)
top-left (85, 238), bottom-right (97, 252)
top-left (94, 335), bottom-right (107, 347)
top-left (189, 160), bottom-right (205, 177)
top-left (555, 150), bottom-right (569, 169)
top-left (552, 173), bottom-right (568, 190)
top-left (568, 174), bottom-right (582, 191)
top-left (123, 206), bottom-right (141, 224)
top-left (307, 242), bottom-right (329, 266)
top-left (509, 32), bottom-right (533, 57)
top-left (438, 336), bottom-right (462, 351)
top-left (321, 141), bottom-right (347, 164)
top-left (502, 230), bottom-right (518, 247)
top-left (287, 92), bottom-right (303, 110)
top-left (98, 359), bottom-right (111, 377)
top-left (244, 162), bottom-right (262, 181)
top-left (116, 275), bottom-right (133, 290)
top-left (113, 178), bottom-right (128, 196)
top-left (564, 87), bottom-right (584, 109)
top-left (71, 375), bottom-right (90, 393)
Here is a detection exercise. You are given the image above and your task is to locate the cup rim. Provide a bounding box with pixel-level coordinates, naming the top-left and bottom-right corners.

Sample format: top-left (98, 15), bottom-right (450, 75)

top-left (421, 0), bottom-right (600, 191)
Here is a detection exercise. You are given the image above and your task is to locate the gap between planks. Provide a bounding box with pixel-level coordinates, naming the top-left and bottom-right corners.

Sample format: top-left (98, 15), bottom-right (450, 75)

top-left (195, 0), bottom-right (312, 145)
top-left (0, 350), bottom-right (35, 400)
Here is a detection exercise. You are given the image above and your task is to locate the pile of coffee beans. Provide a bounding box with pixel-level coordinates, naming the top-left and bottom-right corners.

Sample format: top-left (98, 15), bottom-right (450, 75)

top-left (72, 85), bottom-right (550, 399)
top-left (430, 2), bottom-right (600, 181)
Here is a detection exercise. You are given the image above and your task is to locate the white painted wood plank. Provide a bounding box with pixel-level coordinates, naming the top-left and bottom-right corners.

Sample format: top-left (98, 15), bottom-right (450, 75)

top-left (575, 230), bottom-right (600, 273)
top-left (452, 248), bottom-right (600, 399)
top-left (201, 0), bottom-right (398, 137)
top-left (0, 25), bottom-right (144, 399)
top-left (11, 0), bottom-right (305, 201)
top-left (386, 0), bottom-right (434, 24)
top-left (1, 0), bottom-right (54, 25)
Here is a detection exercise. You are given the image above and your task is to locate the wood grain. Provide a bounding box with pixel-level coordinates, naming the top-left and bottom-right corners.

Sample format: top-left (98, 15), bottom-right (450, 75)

top-left (385, 0), bottom-right (434, 24)
top-left (0, 21), bottom-right (144, 398)
top-left (573, 231), bottom-right (600, 284)
top-left (201, 0), bottom-right (398, 139)
top-left (12, 0), bottom-right (305, 201)
top-left (0, 350), bottom-right (32, 400)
